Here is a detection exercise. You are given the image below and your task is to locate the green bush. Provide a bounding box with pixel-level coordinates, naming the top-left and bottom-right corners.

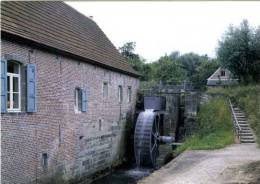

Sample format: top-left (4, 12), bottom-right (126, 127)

top-left (175, 98), bottom-right (234, 154)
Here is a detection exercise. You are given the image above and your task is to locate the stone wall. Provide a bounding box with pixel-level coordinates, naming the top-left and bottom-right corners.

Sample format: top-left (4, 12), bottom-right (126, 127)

top-left (1, 39), bottom-right (139, 184)
top-left (162, 93), bottom-right (180, 137)
top-left (140, 86), bottom-right (180, 138)
top-left (178, 92), bottom-right (199, 140)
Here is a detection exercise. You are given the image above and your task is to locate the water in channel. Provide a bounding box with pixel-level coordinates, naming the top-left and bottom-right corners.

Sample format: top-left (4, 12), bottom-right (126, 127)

top-left (92, 167), bottom-right (152, 184)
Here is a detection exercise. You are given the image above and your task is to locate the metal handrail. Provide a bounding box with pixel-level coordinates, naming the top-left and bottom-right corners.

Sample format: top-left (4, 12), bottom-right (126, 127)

top-left (228, 98), bottom-right (242, 140)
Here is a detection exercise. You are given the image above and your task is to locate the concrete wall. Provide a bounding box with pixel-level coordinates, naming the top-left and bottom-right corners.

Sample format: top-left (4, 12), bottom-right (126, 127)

top-left (1, 39), bottom-right (139, 184)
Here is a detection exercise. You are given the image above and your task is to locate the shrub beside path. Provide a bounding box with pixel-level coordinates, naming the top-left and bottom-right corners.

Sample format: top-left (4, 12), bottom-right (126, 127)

top-left (138, 143), bottom-right (260, 184)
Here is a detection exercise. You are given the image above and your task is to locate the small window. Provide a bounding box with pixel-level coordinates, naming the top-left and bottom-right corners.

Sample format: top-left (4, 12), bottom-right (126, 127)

top-left (42, 153), bottom-right (48, 170)
top-left (99, 119), bottom-right (102, 131)
top-left (221, 70), bottom-right (225, 76)
top-left (7, 61), bottom-right (21, 112)
top-left (74, 88), bottom-right (82, 112)
top-left (118, 85), bottom-right (123, 103)
top-left (127, 86), bottom-right (132, 103)
top-left (103, 82), bottom-right (108, 98)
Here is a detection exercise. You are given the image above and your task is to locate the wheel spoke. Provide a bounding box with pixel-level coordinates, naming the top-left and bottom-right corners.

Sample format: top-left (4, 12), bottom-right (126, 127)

top-left (155, 120), bottom-right (158, 132)
top-left (152, 131), bottom-right (156, 138)
top-left (151, 142), bottom-right (158, 164)
top-left (155, 118), bottom-right (159, 133)
top-left (151, 142), bottom-right (157, 158)
top-left (151, 142), bottom-right (156, 151)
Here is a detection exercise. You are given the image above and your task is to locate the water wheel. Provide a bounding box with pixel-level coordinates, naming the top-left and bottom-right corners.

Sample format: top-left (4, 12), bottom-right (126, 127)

top-left (134, 110), bottom-right (160, 168)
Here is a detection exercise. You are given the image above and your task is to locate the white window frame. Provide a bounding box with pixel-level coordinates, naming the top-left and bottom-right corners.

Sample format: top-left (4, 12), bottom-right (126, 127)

top-left (7, 62), bottom-right (21, 112)
top-left (127, 86), bottom-right (132, 103)
top-left (118, 85), bottom-right (123, 103)
top-left (74, 88), bottom-right (81, 113)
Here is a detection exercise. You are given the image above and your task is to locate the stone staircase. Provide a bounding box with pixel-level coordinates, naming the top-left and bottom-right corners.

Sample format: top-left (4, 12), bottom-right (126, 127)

top-left (232, 106), bottom-right (255, 143)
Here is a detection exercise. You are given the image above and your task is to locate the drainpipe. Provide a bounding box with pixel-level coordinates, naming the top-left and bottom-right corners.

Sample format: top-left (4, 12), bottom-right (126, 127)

top-left (35, 128), bottom-right (38, 184)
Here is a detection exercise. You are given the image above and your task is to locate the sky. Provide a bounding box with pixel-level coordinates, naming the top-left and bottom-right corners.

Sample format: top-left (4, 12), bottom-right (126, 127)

top-left (66, 1), bottom-right (260, 62)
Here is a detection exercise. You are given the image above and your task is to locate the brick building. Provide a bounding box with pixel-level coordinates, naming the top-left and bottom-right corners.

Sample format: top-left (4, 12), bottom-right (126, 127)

top-left (1, 2), bottom-right (140, 183)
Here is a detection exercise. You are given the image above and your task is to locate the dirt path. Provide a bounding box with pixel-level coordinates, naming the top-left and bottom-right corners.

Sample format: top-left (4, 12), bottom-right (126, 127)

top-left (138, 143), bottom-right (260, 184)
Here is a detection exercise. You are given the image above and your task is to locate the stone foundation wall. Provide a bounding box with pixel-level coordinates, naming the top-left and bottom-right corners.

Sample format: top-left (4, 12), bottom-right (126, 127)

top-left (178, 92), bottom-right (199, 139)
top-left (162, 94), bottom-right (180, 137)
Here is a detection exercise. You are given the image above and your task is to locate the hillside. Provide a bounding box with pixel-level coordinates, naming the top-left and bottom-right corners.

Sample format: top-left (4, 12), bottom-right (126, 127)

top-left (207, 85), bottom-right (260, 146)
top-left (175, 97), bottom-right (234, 155)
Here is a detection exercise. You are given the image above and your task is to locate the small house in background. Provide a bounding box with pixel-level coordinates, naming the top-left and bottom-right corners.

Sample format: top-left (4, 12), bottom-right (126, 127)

top-left (207, 67), bottom-right (238, 86)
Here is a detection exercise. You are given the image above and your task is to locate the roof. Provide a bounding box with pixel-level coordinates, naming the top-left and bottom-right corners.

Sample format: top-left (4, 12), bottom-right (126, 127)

top-left (1, 1), bottom-right (139, 77)
top-left (207, 67), bottom-right (238, 86)
top-left (207, 67), bottom-right (236, 80)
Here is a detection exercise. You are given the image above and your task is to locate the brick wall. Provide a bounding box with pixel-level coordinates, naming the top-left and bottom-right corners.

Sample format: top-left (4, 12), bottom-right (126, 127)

top-left (1, 38), bottom-right (139, 184)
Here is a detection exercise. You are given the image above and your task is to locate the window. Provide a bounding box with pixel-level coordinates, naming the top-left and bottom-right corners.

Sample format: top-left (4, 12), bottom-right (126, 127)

top-left (99, 119), bottom-right (102, 131)
top-left (1, 58), bottom-right (37, 113)
top-left (221, 70), bottom-right (225, 76)
top-left (42, 153), bottom-right (48, 170)
top-left (74, 88), bottom-right (87, 113)
top-left (127, 86), bottom-right (132, 103)
top-left (7, 61), bottom-right (21, 112)
top-left (74, 88), bottom-right (82, 112)
top-left (118, 85), bottom-right (123, 103)
top-left (103, 82), bottom-right (108, 98)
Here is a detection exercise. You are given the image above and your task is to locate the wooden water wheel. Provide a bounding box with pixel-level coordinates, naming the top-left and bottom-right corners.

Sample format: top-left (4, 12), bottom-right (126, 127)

top-left (134, 110), bottom-right (160, 168)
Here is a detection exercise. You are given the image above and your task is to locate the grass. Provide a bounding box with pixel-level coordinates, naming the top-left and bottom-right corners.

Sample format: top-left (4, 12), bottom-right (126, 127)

top-left (207, 85), bottom-right (260, 146)
top-left (175, 97), bottom-right (234, 155)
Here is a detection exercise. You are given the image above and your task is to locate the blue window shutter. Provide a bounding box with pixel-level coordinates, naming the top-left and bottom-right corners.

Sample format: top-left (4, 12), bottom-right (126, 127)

top-left (81, 89), bottom-right (87, 112)
top-left (27, 64), bottom-right (37, 112)
top-left (1, 59), bottom-right (7, 112)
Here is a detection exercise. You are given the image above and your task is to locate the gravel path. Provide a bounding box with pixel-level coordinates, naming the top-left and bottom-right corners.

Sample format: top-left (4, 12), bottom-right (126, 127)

top-left (138, 143), bottom-right (260, 184)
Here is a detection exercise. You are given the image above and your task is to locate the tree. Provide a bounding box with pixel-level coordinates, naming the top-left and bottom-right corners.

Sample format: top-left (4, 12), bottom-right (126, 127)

top-left (217, 20), bottom-right (260, 83)
top-left (178, 53), bottom-right (204, 79)
top-left (169, 51), bottom-right (180, 60)
top-left (119, 42), bottom-right (139, 60)
top-left (191, 59), bottom-right (219, 89)
top-left (119, 42), bottom-right (219, 90)
top-left (155, 55), bottom-right (187, 83)
top-left (119, 42), bottom-right (148, 80)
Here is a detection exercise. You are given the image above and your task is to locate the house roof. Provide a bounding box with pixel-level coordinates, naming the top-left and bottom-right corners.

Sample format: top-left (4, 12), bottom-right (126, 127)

top-left (207, 67), bottom-right (233, 80)
top-left (207, 67), bottom-right (223, 80)
top-left (207, 67), bottom-right (238, 86)
top-left (1, 1), bottom-right (140, 77)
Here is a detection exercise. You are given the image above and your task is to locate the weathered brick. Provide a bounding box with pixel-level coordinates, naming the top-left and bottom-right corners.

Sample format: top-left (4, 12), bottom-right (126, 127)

top-left (1, 38), bottom-right (139, 183)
